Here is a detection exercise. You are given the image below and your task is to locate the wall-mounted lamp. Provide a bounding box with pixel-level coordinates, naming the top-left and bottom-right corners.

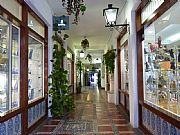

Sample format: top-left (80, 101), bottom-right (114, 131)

top-left (79, 50), bottom-right (85, 58)
top-left (103, 4), bottom-right (129, 32)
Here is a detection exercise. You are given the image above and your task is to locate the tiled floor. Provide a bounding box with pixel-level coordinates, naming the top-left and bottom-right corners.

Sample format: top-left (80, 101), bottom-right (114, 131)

top-left (31, 87), bottom-right (143, 135)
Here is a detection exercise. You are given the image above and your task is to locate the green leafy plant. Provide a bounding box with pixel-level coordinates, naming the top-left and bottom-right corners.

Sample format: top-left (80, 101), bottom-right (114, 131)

top-left (103, 49), bottom-right (116, 73)
top-left (76, 59), bottom-right (83, 93)
top-left (85, 54), bottom-right (92, 63)
top-left (49, 31), bottom-right (74, 117)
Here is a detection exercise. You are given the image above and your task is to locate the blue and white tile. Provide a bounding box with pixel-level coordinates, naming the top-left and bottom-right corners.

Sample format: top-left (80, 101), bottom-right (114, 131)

top-left (28, 108), bottom-right (32, 125)
top-left (33, 106), bottom-right (36, 120)
top-left (40, 102), bottom-right (43, 115)
top-left (14, 115), bottom-right (20, 134)
top-left (155, 115), bottom-right (162, 135)
top-left (0, 122), bottom-right (7, 135)
top-left (150, 112), bottom-right (156, 134)
top-left (162, 119), bottom-right (169, 135)
top-left (35, 105), bottom-right (38, 118)
top-left (169, 124), bottom-right (178, 135)
top-left (7, 118), bottom-right (13, 135)
top-left (147, 109), bottom-right (151, 130)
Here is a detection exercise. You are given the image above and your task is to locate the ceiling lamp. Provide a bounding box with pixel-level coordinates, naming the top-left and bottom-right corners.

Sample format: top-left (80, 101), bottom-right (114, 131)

top-left (81, 37), bottom-right (89, 50)
top-left (103, 4), bottom-right (129, 32)
top-left (62, 0), bottom-right (86, 24)
top-left (79, 50), bottom-right (85, 58)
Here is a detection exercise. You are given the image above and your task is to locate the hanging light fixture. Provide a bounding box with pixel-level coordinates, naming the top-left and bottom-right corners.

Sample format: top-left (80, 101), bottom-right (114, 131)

top-left (79, 50), bottom-right (85, 58)
top-left (103, 4), bottom-right (129, 31)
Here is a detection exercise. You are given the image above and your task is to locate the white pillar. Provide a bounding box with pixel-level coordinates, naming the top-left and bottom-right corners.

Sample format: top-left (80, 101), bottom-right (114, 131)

top-left (105, 67), bottom-right (108, 91)
top-left (101, 64), bottom-right (105, 88)
top-left (114, 55), bottom-right (119, 105)
top-left (128, 10), bottom-right (139, 128)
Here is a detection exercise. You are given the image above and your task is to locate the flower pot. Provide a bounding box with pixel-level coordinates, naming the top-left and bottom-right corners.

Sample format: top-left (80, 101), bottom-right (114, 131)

top-left (76, 86), bottom-right (81, 93)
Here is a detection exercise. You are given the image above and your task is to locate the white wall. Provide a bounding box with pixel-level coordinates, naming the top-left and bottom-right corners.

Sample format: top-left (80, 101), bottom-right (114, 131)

top-left (107, 0), bottom-right (141, 128)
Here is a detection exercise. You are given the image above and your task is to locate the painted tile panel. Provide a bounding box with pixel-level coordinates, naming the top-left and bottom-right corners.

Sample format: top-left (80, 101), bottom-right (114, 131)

top-left (0, 114), bottom-right (21, 135)
top-left (142, 107), bottom-right (179, 135)
top-left (28, 101), bottom-right (46, 127)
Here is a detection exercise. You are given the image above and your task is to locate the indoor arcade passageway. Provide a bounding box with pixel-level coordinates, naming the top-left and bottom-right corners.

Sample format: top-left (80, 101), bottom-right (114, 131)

top-left (31, 87), bottom-right (143, 135)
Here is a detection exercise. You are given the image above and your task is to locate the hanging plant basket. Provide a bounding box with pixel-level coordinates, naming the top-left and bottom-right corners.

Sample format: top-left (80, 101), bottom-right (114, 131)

top-left (85, 54), bottom-right (92, 63)
top-left (61, 0), bottom-right (87, 24)
top-left (81, 38), bottom-right (89, 50)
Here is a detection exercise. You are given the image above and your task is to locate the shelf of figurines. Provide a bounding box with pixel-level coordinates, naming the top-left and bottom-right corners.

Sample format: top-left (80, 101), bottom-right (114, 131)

top-left (144, 44), bottom-right (180, 120)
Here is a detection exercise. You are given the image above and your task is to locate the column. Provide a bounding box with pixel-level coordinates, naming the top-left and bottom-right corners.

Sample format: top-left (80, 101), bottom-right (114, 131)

top-left (128, 10), bottom-right (139, 128)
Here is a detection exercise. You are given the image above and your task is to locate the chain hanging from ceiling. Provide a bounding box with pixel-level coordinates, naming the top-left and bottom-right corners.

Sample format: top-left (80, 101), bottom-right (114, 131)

top-left (62, 0), bottom-right (86, 24)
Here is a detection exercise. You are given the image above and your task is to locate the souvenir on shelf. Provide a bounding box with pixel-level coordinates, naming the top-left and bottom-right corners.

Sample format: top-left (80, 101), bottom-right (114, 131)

top-left (143, 34), bottom-right (180, 117)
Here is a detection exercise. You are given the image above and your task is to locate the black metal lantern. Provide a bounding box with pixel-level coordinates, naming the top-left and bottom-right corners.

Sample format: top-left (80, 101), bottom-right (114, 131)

top-left (103, 4), bottom-right (119, 27)
top-left (103, 4), bottom-right (129, 31)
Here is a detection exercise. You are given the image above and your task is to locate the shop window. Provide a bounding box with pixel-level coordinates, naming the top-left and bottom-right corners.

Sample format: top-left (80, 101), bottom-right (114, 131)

top-left (143, 2), bottom-right (180, 118)
top-left (0, 17), bottom-right (20, 116)
top-left (28, 13), bottom-right (45, 38)
top-left (121, 45), bottom-right (129, 90)
top-left (0, 0), bottom-right (22, 20)
top-left (28, 35), bottom-right (44, 102)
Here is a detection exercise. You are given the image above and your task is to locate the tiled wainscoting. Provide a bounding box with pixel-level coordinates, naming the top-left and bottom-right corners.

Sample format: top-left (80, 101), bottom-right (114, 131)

top-left (28, 101), bottom-right (46, 127)
top-left (0, 113), bottom-right (21, 135)
top-left (142, 107), bottom-right (180, 135)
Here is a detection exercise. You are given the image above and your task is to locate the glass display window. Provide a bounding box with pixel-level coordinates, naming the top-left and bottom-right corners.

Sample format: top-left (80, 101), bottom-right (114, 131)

top-left (67, 59), bottom-right (72, 85)
top-left (28, 35), bottom-right (44, 102)
top-left (121, 45), bottom-right (129, 90)
top-left (0, 17), bottom-right (20, 116)
top-left (143, 2), bottom-right (180, 118)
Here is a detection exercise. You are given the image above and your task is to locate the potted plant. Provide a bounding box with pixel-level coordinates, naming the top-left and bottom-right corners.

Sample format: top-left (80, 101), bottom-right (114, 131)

top-left (103, 49), bottom-right (116, 73)
top-left (76, 59), bottom-right (83, 93)
top-left (49, 31), bottom-right (74, 117)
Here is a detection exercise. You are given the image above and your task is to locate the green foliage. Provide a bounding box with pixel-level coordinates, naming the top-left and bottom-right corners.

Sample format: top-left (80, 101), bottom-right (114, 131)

top-left (85, 54), bottom-right (92, 63)
top-left (49, 31), bottom-right (74, 117)
top-left (103, 49), bottom-right (116, 73)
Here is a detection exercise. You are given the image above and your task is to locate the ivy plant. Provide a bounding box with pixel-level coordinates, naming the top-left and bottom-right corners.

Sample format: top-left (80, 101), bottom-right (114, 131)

top-left (49, 31), bottom-right (74, 117)
top-left (103, 49), bottom-right (116, 73)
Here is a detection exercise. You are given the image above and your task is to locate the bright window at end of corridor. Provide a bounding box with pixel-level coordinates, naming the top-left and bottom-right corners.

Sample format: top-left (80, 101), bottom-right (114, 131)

top-left (143, 2), bottom-right (180, 119)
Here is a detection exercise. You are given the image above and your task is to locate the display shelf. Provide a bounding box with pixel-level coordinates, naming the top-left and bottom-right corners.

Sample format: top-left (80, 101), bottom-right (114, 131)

top-left (28, 35), bottom-right (43, 102)
top-left (143, 38), bottom-right (180, 119)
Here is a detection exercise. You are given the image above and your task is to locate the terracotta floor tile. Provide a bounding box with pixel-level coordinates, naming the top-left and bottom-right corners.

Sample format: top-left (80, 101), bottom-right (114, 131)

top-left (97, 120), bottom-right (111, 125)
top-left (45, 120), bottom-right (60, 125)
top-left (98, 126), bottom-right (112, 131)
top-left (120, 133), bottom-right (136, 135)
top-left (38, 126), bottom-right (56, 132)
top-left (98, 133), bottom-right (114, 135)
top-left (112, 115), bottom-right (125, 119)
top-left (97, 116), bottom-right (110, 119)
top-left (32, 87), bottom-right (143, 135)
top-left (116, 126), bottom-right (132, 131)
top-left (113, 120), bottom-right (128, 124)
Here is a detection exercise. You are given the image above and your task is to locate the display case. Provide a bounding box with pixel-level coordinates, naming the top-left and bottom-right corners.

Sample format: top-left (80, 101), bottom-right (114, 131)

top-left (28, 35), bottom-right (44, 102)
top-left (0, 17), bottom-right (20, 115)
top-left (143, 14), bottom-right (180, 118)
top-left (123, 45), bottom-right (129, 90)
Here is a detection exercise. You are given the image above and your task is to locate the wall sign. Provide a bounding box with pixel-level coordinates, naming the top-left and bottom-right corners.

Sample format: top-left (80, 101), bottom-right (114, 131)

top-left (53, 16), bottom-right (69, 30)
